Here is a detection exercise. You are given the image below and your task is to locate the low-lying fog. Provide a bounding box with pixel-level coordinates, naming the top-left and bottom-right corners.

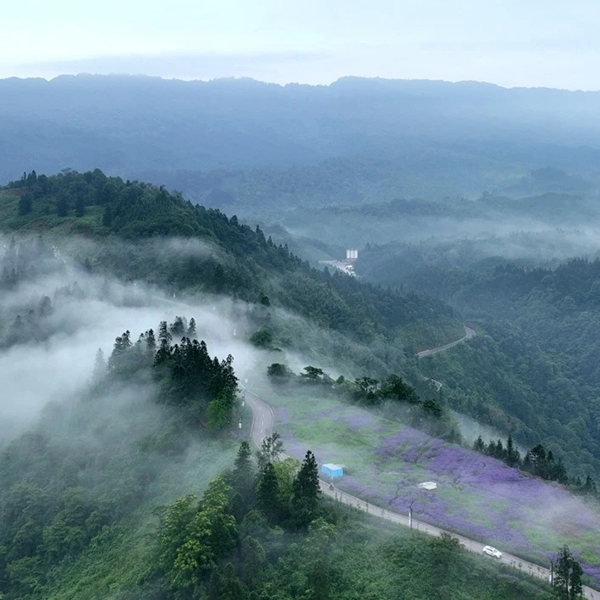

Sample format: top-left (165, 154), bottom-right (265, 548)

top-left (0, 238), bottom-right (266, 445)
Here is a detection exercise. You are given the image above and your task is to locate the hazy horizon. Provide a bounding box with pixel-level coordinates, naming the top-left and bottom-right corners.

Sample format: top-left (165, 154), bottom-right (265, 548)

top-left (2, 0), bottom-right (600, 91)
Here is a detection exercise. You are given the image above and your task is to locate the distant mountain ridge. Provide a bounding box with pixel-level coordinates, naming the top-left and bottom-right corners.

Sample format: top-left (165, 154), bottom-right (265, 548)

top-left (2, 74), bottom-right (600, 188)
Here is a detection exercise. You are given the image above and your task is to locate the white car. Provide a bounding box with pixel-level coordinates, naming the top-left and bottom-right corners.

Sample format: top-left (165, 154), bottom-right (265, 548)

top-left (482, 545), bottom-right (503, 559)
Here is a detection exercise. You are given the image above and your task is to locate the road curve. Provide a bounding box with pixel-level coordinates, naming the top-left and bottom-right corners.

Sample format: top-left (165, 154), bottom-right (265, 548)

top-left (417, 325), bottom-right (476, 359)
top-left (241, 384), bottom-right (600, 600)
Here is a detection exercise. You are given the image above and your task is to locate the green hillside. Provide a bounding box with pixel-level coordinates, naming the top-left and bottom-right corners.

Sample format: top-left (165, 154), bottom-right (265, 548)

top-left (357, 239), bottom-right (600, 480)
top-left (0, 169), bottom-right (462, 355)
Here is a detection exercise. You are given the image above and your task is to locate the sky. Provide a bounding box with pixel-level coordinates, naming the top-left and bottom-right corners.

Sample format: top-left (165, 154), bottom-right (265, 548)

top-left (1, 0), bottom-right (599, 89)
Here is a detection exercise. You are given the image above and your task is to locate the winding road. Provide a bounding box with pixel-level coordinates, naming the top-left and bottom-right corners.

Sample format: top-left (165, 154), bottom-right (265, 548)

top-left (243, 385), bottom-right (600, 599)
top-left (417, 325), bottom-right (476, 359)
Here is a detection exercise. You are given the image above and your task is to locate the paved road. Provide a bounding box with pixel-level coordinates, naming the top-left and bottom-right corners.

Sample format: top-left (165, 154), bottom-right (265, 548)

top-left (417, 325), bottom-right (476, 359)
top-left (242, 384), bottom-right (600, 599)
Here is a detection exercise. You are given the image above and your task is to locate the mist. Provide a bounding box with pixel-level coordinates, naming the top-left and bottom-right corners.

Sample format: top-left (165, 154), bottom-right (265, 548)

top-left (0, 235), bottom-right (261, 445)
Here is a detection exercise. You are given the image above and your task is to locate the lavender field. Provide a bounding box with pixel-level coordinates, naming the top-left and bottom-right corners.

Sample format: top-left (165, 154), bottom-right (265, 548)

top-left (266, 390), bottom-right (600, 586)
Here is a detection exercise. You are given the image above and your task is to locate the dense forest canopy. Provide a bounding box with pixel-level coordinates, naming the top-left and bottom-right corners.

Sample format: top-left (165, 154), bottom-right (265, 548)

top-left (0, 215), bottom-right (562, 598)
top-left (4, 169), bottom-right (600, 482)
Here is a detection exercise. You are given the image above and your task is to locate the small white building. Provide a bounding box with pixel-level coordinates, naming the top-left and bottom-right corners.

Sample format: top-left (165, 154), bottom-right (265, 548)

top-left (418, 481), bottom-right (437, 490)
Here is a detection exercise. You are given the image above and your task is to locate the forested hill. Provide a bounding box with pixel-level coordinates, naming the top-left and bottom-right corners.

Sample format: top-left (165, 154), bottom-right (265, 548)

top-left (0, 169), bottom-right (458, 349)
top-left (389, 257), bottom-right (600, 478)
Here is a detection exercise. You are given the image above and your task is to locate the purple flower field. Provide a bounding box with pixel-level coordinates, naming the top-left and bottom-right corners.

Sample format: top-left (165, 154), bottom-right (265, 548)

top-left (271, 394), bottom-right (600, 586)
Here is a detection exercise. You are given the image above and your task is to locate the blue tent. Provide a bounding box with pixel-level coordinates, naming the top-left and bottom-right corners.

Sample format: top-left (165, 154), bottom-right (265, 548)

top-left (322, 463), bottom-right (344, 479)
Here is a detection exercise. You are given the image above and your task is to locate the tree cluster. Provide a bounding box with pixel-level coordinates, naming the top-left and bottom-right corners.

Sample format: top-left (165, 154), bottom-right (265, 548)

top-left (473, 436), bottom-right (598, 497)
top-left (0, 237), bottom-right (57, 289)
top-left (553, 545), bottom-right (584, 599)
top-left (104, 316), bottom-right (238, 431)
top-left (153, 440), bottom-right (323, 599)
top-left (267, 364), bottom-right (460, 442)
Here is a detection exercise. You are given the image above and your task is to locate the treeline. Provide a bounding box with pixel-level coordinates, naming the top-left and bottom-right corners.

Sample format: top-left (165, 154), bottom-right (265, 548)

top-left (267, 363), bottom-right (460, 442)
top-left (0, 293), bottom-right (55, 348)
top-left (474, 435), bottom-right (598, 498)
top-left (4, 169), bottom-right (456, 345)
top-left (0, 237), bottom-right (91, 349)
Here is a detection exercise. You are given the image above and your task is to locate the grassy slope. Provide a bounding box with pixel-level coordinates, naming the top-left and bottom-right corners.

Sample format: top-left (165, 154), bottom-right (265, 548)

top-left (0, 191), bottom-right (106, 237)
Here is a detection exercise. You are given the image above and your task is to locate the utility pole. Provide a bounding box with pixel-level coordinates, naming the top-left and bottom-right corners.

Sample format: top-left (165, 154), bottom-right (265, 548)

top-left (409, 501), bottom-right (414, 531)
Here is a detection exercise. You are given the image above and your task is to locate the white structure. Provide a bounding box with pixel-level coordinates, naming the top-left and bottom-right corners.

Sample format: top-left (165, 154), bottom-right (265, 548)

top-left (417, 481), bottom-right (437, 490)
top-left (318, 259), bottom-right (357, 278)
top-left (346, 249), bottom-right (358, 261)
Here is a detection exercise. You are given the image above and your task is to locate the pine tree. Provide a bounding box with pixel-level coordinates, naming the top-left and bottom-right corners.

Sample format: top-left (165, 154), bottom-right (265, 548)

top-left (170, 316), bottom-right (186, 338)
top-left (529, 444), bottom-right (548, 478)
top-left (187, 317), bottom-right (197, 338)
top-left (554, 545), bottom-right (584, 599)
top-left (256, 462), bottom-right (280, 522)
top-left (155, 321), bottom-right (172, 366)
top-left (506, 435), bottom-right (521, 467)
top-left (555, 545), bottom-right (571, 599)
top-left (473, 435), bottom-right (485, 453)
top-left (571, 560), bottom-right (584, 599)
top-left (158, 321), bottom-right (172, 345)
top-left (495, 439), bottom-right (505, 460)
top-left (233, 442), bottom-right (255, 503)
top-left (290, 450), bottom-right (321, 528)
top-left (145, 329), bottom-right (156, 358)
top-left (93, 348), bottom-right (106, 381)
top-left (108, 330), bottom-right (132, 372)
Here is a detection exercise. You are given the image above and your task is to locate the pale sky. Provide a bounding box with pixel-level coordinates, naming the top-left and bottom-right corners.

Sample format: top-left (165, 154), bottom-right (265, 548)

top-left (1, 0), bottom-right (600, 89)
